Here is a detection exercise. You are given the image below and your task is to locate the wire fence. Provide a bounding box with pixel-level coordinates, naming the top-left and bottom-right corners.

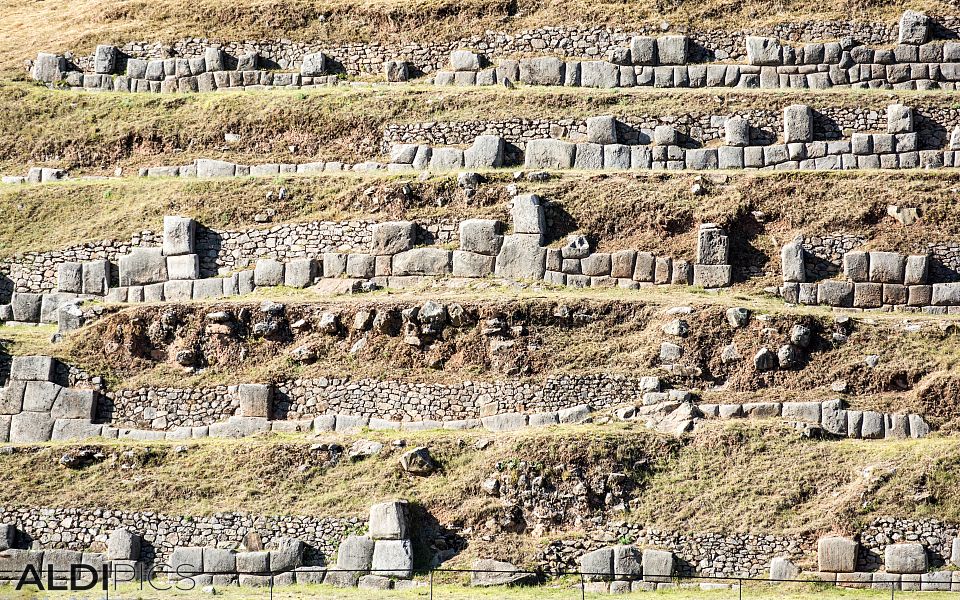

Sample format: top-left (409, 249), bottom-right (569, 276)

top-left (0, 565), bottom-right (933, 598)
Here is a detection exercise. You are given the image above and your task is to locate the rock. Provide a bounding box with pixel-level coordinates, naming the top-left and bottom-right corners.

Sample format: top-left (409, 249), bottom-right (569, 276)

top-left (10, 355), bottom-right (54, 381)
top-left (726, 307), bottom-right (750, 328)
top-left (561, 235), bottom-right (591, 259)
top-left (885, 543), bottom-right (927, 574)
top-left (887, 104), bottom-right (914, 134)
top-left (586, 116), bottom-right (618, 144)
top-left (328, 536), bottom-right (374, 587)
top-left (284, 258), bottom-right (315, 288)
top-left (119, 248), bottom-right (168, 286)
top-left (524, 139), bottom-right (576, 169)
top-left (470, 559), bottom-right (532, 586)
top-left (369, 501), bottom-right (409, 540)
top-left (899, 10), bottom-right (930, 45)
top-left (656, 35), bottom-right (688, 64)
top-left (392, 249), bottom-right (452, 276)
top-left (642, 549), bottom-right (673, 582)
top-left (818, 536), bottom-right (858, 572)
top-left (495, 235), bottom-right (546, 281)
top-left (349, 439), bottom-right (384, 461)
top-left (770, 557), bottom-right (800, 581)
top-left (163, 216), bottom-right (196, 256)
top-left (58, 262), bottom-right (82, 293)
top-left (358, 574), bottom-right (394, 590)
top-left (94, 45), bottom-right (118, 74)
top-left (399, 447), bottom-right (439, 475)
top-left (754, 348), bottom-right (778, 371)
top-left (869, 251), bottom-right (906, 283)
top-left (371, 221), bottom-right (416, 255)
top-left (783, 104), bottom-right (813, 143)
top-left (661, 319), bottom-right (688, 337)
top-left (746, 36), bottom-right (783, 65)
top-left (384, 60), bottom-right (409, 82)
top-left (777, 344), bottom-right (802, 369)
top-left (300, 52), bottom-right (327, 76)
top-left (660, 342), bottom-right (682, 362)
top-left (725, 116), bottom-right (750, 146)
top-left (237, 384), bottom-right (271, 418)
top-left (630, 36), bottom-right (656, 65)
top-left (579, 547), bottom-right (614, 581)
top-left (32, 53), bottom-right (67, 82)
top-left (781, 240), bottom-right (806, 282)
top-left (459, 219), bottom-right (502, 255)
top-left (254, 259), bottom-right (284, 287)
top-left (519, 57), bottom-right (564, 85)
top-left (510, 194), bottom-right (546, 239)
top-left (721, 343), bottom-right (741, 363)
top-left (613, 546), bottom-right (642, 581)
top-left (450, 49), bottom-right (481, 71)
top-left (267, 537), bottom-right (305, 571)
top-left (371, 539), bottom-right (413, 578)
top-left (464, 135), bottom-right (505, 169)
top-left (791, 324), bottom-right (812, 347)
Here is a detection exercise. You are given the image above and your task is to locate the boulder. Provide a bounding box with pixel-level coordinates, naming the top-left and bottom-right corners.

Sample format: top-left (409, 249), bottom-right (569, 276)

top-left (899, 10), bottom-right (930, 45)
top-left (464, 135), bottom-right (505, 169)
top-left (107, 528), bottom-right (141, 561)
top-left (163, 216), bottom-right (196, 256)
top-left (459, 219), bottom-right (502, 255)
top-left (523, 139), bottom-right (576, 169)
top-left (450, 50), bottom-right (481, 71)
top-left (579, 547), bottom-right (614, 581)
top-left (656, 36), bottom-right (688, 64)
top-left (119, 248), bottom-right (168, 286)
top-left (586, 116), bottom-right (618, 145)
top-left (642, 549), bottom-right (673, 582)
top-left (10, 355), bottom-right (54, 381)
top-left (470, 559), bottom-right (533, 586)
top-left (371, 221), bottom-right (416, 255)
top-left (885, 543), bottom-right (927, 574)
top-left (392, 249), bottom-right (452, 276)
top-left (746, 36), bottom-right (783, 65)
top-left (781, 240), bottom-right (805, 282)
top-left (495, 234), bottom-right (546, 281)
top-left (238, 384), bottom-right (271, 418)
top-left (371, 540), bottom-right (413, 579)
top-left (783, 104), bottom-right (813, 143)
top-left (817, 537), bottom-right (858, 572)
top-left (368, 501), bottom-right (409, 540)
top-left (58, 262), bottom-right (83, 293)
top-left (300, 52), bottom-right (327, 76)
top-left (518, 57), bottom-right (564, 85)
top-left (399, 446), bottom-right (439, 475)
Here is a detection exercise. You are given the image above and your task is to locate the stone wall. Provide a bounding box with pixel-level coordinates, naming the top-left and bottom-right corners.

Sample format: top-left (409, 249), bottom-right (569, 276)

top-left (382, 106), bottom-right (960, 151)
top-left (44, 16), bottom-right (960, 78)
top-left (0, 506), bottom-right (360, 566)
top-left (802, 234), bottom-right (960, 283)
top-left (0, 219), bottom-right (457, 296)
top-left (100, 373), bottom-right (659, 429)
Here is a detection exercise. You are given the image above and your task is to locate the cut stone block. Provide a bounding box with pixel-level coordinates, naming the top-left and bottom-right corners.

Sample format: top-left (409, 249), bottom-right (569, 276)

top-left (238, 383), bottom-right (272, 418)
top-left (746, 36), bottom-right (783, 66)
top-left (254, 259), bottom-right (284, 287)
top-left (464, 135), bottom-right (505, 169)
top-left (51, 388), bottom-right (96, 420)
top-left (369, 500), bottom-right (409, 540)
top-left (495, 234), bottom-right (546, 281)
top-left (11, 293), bottom-right (41, 322)
top-left (818, 537), bottom-right (858, 572)
top-left (868, 251), bottom-right (906, 283)
top-left (459, 219), bottom-right (502, 255)
top-left (167, 255), bottom-right (200, 280)
top-left (586, 116), bottom-right (618, 144)
top-left (163, 216), bottom-right (196, 256)
top-left (119, 248), bottom-right (168, 286)
top-left (642, 549), bottom-right (673, 582)
top-left (784, 104), bottom-right (813, 143)
top-left (58, 262), bottom-right (83, 293)
top-left (885, 543), bottom-right (927, 574)
top-left (453, 251), bottom-right (495, 277)
top-left (392, 249), bottom-right (452, 276)
top-left (9, 411), bottom-right (55, 443)
top-left (300, 52), bottom-right (327, 76)
top-left (519, 57), bottom-right (564, 85)
top-left (81, 260), bottom-right (110, 295)
top-left (371, 221), bottom-right (416, 255)
top-left (284, 258), bottom-right (315, 288)
top-left (579, 547), bottom-right (614, 581)
top-left (781, 240), bottom-right (805, 282)
top-left (107, 528), bottom-right (141, 561)
top-left (656, 36), bottom-right (688, 64)
top-left (524, 139), bottom-right (576, 169)
top-left (693, 265), bottom-right (732, 288)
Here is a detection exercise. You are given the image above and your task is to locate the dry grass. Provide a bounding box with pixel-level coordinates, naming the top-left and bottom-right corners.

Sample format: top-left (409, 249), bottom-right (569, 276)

top-left (0, 0), bottom-right (954, 73)
top-left (2, 422), bottom-right (959, 546)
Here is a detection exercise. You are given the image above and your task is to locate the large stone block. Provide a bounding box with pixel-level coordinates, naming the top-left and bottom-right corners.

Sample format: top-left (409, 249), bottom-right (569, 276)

top-left (781, 240), bottom-right (805, 282)
top-left (32, 53), bottom-right (67, 82)
top-left (167, 255), bottom-right (200, 281)
top-left (818, 537), bottom-right (858, 572)
top-left (196, 159), bottom-right (237, 178)
top-left (453, 251), bottom-right (495, 277)
top-left (693, 265), bottom-right (732, 288)
top-left (10, 355), bottom-right (54, 381)
top-left (524, 139), bottom-right (576, 169)
top-left (202, 548), bottom-right (237, 574)
top-left (268, 537), bottom-right (305, 572)
top-left (464, 135), bottom-right (505, 169)
top-left (933, 282), bottom-right (960, 305)
top-left (429, 148), bottom-right (464, 171)
top-left (904, 255), bottom-right (929, 285)
top-left (162, 280), bottom-right (191, 301)
top-left (495, 234), bottom-right (546, 281)
top-left (746, 36), bottom-right (783, 65)
top-left (254, 259), bottom-right (284, 287)
top-left (9, 411), bottom-right (54, 443)
top-left (193, 278), bottom-right (224, 299)
top-left (459, 219), bottom-right (502, 255)
top-left (204, 47), bottom-right (224, 71)
top-left (770, 557), bottom-right (800, 581)
top-left (392, 249), bottom-right (452, 276)
top-left (887, 104), bottom-right (914, 134)
top-left (237, 551), bottom-right (269, 574)
top-left (371, 540), bottom-right (413, 579)
top-left (630, 36), bottom-right (656, 65)
top-left (238, 383), bottom-right (272, 418)
top-left (574, 143), bottom-right (603, 169)
top-left (642, 549), bottom-right (673, 582)
top-left (725, 116), bottom-right (750, 146)
top-left (371, 221), bottom-right (416, 255)
top-left (300, 52), bottom-right (327, 76)
top-left (23, 381), bottom-right (62, 411)
top-left (818, 281), bottom-right (854, 307)
top-left (696, 225), bottom-right (729, 265)
top-left (899, 10), bottom-right (930, 45)
top-left (169, 546), bottom-right (204, 579)
top-left (163, 216), bottom-right (196, 256)
top-left (11, 293), bottom-right (41, 322)
top-left (579, 548), bottom-right (613, 581)
top-left (331, 535), bottom-right (374, 586)
top-left (58, 262), bottom-right (83, 293)
top-left (843, 251), bottom-right (869, 282)
top-left (510, 194), bottom-right (545, 239)
top-left (853, 282), bottom-right (883, 308)
top-left (94, 45), bottom-right (118, 74)
top-left (885, 543), bottom-right (927, 574)
top-left (346, 254), bottom-right (375, 278)
top-left (284, 258), bottom-right (315, 288)
top-left (784, 105), bottom-right (813, 143)
top-left (119, 248), bottom-right (168, 286)
top-left (107, 528), bottom-right (141, 561)
top-left (656, 36), bottom-right (688, 64)
top-left (0, 383), bottom-right (23, 414)
top-left (518, 57), bottom-right (564, 85)
top-left (869, 251), bottom-right (906, 283)
top-left (613, 546), bottom-right (642, 581)
top-left (81, 259), bottom-right (110, 295)
top-left (51, 388), bottom-right (96, 420)
top-left (40, 293), bottom-right (78, 324)
top-left (369, 501), bottom-right (409, 541)
top-left (580, 61), bottom-right (619, 88)
top-left (450, 50), bottom-right (481, 71)
top-left (586, 116), bottom-right (618, 145)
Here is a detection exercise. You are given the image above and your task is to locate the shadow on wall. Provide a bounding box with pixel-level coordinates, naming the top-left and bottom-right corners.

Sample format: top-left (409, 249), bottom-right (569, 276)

top-left (727, 212), bottom-right (767, 283)
top-left (0, 273), bottom-right (12, 305)
top-left (195, 225), bottom-right (225, 279)
top-left (408, 503), bottom-right (467, 571)
top-left (916, 111), bottom-right (949, 149)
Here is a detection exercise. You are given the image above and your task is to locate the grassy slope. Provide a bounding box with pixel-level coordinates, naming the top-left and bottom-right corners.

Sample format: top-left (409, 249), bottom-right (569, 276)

top-left (0, 82), bottom-right (957, 173)
top-left (0, 0), bottom-right (950, 73)
top-left (2, 423), bottom-right (958, 544)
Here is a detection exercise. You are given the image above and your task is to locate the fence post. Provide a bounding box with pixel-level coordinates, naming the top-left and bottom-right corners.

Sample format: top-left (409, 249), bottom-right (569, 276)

top-left (430, 568), bottom-right (434, 600)
top-left (580, 572), bottom-right (585, 600)
top-left (739, 577), bottom-right (742, 600)
top-left (269, 572), bottom-right (274, 600)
